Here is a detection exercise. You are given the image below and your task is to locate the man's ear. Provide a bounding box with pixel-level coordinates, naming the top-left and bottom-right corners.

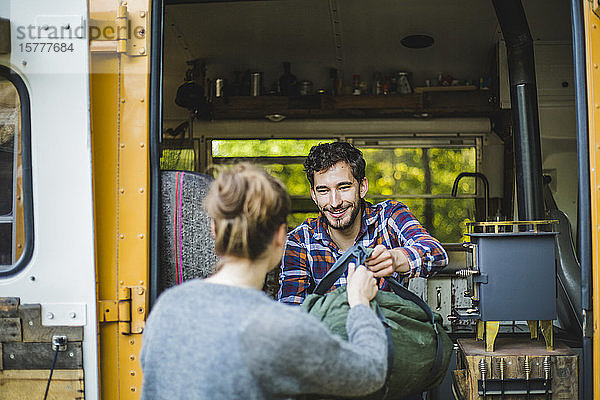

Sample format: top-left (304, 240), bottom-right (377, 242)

top-left (359, 177), bottom-right (368, 199)
top-left (310, 187), bottom-right (317, 205)
top-left (275, 223), bottom-right (287, 247)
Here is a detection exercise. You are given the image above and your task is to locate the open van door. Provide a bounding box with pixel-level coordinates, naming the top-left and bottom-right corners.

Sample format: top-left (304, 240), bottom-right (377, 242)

top-left (88, 0), bottom-right (156, 398)
top-left (0, 1), bottom-right (99, 398)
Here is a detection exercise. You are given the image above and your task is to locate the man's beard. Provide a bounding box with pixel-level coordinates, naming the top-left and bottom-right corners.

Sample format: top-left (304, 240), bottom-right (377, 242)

top-left (322, 201), bottom-right (362, 231)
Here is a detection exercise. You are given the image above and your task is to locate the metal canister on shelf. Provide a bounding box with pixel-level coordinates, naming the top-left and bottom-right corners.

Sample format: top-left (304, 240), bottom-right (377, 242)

top-left (298, 80), bottom-right (313, 96)
top-left (250, 72), bottom-right (262, 96)
top-left (397, 72), bottom-right (412, 94)
top-left (352, 74), bottom-right (361, 95)
top-left (214, 78), bottom-right (224, 98)
top-left (373, 72), bottom-right (383, 95)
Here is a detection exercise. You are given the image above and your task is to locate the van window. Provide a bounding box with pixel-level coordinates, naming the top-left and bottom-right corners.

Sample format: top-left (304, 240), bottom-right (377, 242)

top-left (211, 138), bottom-right (334, 227)
top-left (210, 138), bottom-right (477, 241)
top-left (0, 74), bottom-right (27, 270)
top-left (358, 144), bottom-right (476, 243)
top-left (161, 141), bottom-right (196, 171)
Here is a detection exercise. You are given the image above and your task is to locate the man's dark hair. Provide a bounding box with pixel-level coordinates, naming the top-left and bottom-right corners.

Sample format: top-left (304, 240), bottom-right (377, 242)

top-left (303, 142), bottom-right (366, 187)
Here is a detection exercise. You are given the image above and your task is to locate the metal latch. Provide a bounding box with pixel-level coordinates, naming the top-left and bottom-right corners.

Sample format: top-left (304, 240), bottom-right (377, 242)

top-left (89, 4), bottom-right (148, 56)
top-left (97, 285), bottom-right (146, 335)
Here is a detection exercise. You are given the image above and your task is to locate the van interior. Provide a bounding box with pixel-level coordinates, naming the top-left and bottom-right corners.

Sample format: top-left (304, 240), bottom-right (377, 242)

top-left (157, 1), bottom-right (580, 395)
top-left (159, 0), bottom-right (575, 238)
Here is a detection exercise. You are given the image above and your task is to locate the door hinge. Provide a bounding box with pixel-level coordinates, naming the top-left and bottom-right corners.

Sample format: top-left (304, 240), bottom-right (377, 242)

top-left (97, 285), bottom-right (146, 335)
top-left (89, 4), bottom-right (148, 56)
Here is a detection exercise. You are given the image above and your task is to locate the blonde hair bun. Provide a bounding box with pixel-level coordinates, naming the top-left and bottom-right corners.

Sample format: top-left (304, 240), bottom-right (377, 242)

top-left (205, 163), bottom-right (290, 260)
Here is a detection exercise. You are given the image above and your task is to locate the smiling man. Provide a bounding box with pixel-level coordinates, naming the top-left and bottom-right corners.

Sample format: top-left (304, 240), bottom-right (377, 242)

top-left (277, 141), bottom-right (448, 305)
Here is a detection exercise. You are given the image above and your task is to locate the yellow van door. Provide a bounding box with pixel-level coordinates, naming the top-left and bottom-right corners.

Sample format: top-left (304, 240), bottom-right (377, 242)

top-left (0, 0), bottom-right (99, 399)
top-left (89, 0), bottom-right (151, 398)
top-left (583, 1), bottom-right (600, 398)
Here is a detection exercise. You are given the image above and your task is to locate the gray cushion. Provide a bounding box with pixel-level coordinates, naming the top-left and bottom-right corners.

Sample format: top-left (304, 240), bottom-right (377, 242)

top-left (159, 171), bottom-right (219, 292)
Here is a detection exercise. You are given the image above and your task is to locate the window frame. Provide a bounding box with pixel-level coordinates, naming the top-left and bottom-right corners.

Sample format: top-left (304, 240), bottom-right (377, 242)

top-left (350, 136), bottom-right (481, 200)
top-left (206, 135), bottom-right (482, 236)
top-left (0, 65), bottom-right (34, 277)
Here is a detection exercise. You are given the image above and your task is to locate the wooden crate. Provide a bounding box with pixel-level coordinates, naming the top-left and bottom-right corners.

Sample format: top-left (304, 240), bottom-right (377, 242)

top-left (1, 298), bottom-right (85, 399)
top-left (455, 337), bottom-right (578, 400)
top-left (0, 369), bottom-right (84, 400)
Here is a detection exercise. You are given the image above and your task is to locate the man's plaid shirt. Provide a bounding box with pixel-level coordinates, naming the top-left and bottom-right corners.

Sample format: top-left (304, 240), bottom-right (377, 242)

top-left (277, 200), bottom-right (448, 305)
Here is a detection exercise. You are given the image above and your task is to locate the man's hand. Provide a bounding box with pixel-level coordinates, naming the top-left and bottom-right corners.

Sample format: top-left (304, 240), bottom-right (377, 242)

top-left (346, 263), bottom-right (378, 307)
top-left (365, 244), bottom-right (410, 277)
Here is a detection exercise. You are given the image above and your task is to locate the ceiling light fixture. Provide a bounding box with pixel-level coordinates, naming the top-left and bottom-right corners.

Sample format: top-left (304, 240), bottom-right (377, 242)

top-left (401, 34), bottom-right (434, 49)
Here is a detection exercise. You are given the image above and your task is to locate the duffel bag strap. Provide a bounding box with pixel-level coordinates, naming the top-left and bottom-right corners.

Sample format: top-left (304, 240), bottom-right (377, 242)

top-left (313, 244), bottom-right (373, 295)
top-left (384, 277), bottom-right (444, 384)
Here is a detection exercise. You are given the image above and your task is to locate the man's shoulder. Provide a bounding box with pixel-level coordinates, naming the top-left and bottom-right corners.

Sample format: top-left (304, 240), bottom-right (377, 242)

top-left (369, 200), bottom-right (409, 217)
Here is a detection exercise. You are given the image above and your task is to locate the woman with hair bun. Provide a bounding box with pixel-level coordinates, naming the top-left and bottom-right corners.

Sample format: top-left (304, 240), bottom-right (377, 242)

top-left (140, 164), bottom-right (388, 400)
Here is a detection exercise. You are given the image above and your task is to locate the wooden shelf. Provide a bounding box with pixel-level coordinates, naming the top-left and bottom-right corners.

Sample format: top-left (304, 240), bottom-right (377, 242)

top-left (211, 90), bottom-right (496, 120)
top-left (414, 85), bottom-right (478, 93)
top-left (323, 94), bottom-right (422, 110)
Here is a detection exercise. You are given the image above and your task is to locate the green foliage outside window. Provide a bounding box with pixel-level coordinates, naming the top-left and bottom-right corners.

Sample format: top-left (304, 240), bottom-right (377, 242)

top-left (362, 147), bottom-right (475, 242)
top-left (212, 139), bottom-right (331, 197)
top-left (160, 149), bottom-right (195, 171)
top-left (212, 139), bottom-right (327, 157)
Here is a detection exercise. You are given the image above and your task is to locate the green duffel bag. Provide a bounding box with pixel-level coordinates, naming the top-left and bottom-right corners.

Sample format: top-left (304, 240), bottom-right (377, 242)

top-left (301, 245), bottom-right (453, 399)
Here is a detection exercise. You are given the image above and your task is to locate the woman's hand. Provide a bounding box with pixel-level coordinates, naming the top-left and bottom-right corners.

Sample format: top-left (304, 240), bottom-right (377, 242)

top-left (346, 262), bottom-right (378, 308)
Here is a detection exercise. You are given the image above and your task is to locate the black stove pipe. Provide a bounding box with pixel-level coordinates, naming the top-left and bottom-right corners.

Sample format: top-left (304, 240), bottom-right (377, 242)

top-left (492, 0), bottom-right (545, 221)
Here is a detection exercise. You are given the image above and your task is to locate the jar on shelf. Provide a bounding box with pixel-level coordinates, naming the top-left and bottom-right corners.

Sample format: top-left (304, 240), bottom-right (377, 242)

top-left (352, 74), bottom-right (361, 95)
top-left (397, 72), bottom-right (412, 94)
top-left (298, 80), bottom-right (313, 96)
top-left (373, 72), bottom-right (383, 95)
top-left (279, 61), bottom-right (297, 96)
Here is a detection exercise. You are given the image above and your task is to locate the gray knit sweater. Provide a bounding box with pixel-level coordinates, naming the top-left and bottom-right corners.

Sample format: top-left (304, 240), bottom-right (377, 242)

top-left (140, 280), bottom-right (388, 400)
